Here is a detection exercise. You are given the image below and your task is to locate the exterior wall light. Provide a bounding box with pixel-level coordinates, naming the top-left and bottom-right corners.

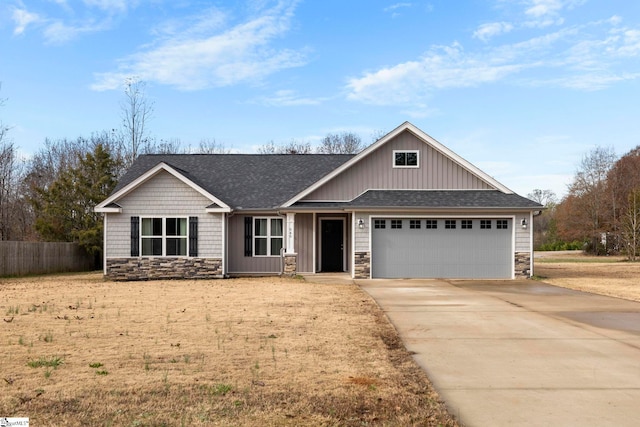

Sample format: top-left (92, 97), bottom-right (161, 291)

top-left (521, 218), bottom-right (528, 229)
top-left (358, 218), bottom-right (365, 229)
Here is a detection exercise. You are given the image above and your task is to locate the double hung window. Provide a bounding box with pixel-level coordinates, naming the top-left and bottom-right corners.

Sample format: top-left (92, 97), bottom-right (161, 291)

top-left (393, 150), bottom-right (419, 168)
top-left (141, 217), bottom-right (188, 256)
top-left (254, 218), bottom-right (283, 256)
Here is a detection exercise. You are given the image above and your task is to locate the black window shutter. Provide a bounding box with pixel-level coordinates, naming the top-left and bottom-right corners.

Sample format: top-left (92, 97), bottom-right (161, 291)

top-left (244, 216), bottom-right (253, 256)
top-left (131, 216), bottom-right (140, 257)
top-left (189, 216), bottom-right (198, 257)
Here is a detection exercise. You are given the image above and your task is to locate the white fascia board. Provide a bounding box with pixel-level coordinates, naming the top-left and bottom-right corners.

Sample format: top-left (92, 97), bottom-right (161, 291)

top-left (94, 206), bottom-right (122, 213)
top-left (281, 121), bottom-right (513, 208)
top-left (94, 162), bottom-right (231, 211)
top-left (205, 207), bottom-right (232, 213)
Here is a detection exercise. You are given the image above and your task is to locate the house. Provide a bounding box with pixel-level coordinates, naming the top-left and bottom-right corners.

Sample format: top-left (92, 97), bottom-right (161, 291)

top-left (95, 122), bottom-right (543, 281)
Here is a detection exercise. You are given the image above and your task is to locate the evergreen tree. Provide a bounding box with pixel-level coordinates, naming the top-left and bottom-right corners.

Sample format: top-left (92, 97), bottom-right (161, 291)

top-left (33, 144), bottom-right (119, 261)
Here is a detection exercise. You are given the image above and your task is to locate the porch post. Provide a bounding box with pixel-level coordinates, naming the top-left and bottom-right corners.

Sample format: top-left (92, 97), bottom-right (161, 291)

top-left (285, 212), bottom-right (296, 254)
top-left (283, 213), bottom-right (297, 276)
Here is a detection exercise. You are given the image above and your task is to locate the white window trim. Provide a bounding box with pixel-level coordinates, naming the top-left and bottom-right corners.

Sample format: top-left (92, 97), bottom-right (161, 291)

top-left (253, 217), bottom-right (284, 257)
top-left (392, 150), bottom-right (420, 168)
top-left (140, 216), bottom-right (189, 257)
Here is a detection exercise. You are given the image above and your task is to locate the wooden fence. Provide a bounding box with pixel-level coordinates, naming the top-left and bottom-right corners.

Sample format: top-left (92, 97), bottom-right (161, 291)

top-left (0, 241), bottom-right (95, 277)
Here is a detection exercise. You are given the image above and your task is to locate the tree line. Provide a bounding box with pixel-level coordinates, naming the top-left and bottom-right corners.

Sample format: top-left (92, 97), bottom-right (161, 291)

top-left (531, 144), bottom-right (640, 260)
top-left (0, 80), bottom-right (373, 265)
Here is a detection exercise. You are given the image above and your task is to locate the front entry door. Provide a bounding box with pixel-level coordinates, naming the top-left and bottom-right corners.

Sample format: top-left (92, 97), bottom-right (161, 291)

top-left (321, 220), bottom-right (344, 272)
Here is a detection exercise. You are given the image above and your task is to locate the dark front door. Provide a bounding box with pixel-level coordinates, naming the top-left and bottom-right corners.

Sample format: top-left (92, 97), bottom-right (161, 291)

top-left (321, 220), bottom-right (344, 272)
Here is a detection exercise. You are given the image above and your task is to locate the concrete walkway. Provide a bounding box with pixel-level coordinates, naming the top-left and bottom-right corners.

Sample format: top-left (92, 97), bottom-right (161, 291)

top-left (358, 279), bottom-right (640, 427)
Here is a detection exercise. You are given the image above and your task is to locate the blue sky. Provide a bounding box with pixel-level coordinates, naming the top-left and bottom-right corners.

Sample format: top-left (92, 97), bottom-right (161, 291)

top-left (2, 0), bottom-right (640, 199)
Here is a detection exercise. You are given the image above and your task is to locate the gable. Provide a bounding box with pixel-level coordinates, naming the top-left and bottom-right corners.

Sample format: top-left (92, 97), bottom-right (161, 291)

top-left (117, 170), bottom-right (215, 214)
top-left (301, 129), bottom-right (495, 202)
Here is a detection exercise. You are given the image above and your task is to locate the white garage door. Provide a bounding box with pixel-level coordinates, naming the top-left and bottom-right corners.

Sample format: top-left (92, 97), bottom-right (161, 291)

top-left (371, 218), bottom-right (513, 279)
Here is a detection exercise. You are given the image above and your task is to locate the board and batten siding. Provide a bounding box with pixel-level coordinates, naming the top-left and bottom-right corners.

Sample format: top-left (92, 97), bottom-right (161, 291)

top-left (227, 214), bottom-right (281, 273)
top-left (304, 131), bottom-right (492, 201)
top-left (294, 213), bottom-right (314, 273)
top-left (105, 171), bottom-right (223, 258)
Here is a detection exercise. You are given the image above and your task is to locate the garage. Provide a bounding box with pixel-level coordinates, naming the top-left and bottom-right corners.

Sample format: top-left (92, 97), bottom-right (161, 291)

top-left (371, 218), bottom-right (513, 279)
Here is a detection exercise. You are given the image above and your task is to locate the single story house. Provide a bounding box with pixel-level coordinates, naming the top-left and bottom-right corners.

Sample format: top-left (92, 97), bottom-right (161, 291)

top-left (95, 122), bottom-right (543, 281)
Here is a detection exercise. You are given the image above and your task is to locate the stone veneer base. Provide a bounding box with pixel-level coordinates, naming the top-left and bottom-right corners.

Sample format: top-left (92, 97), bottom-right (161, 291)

top-left (354, 251), bottom-right (371, 279)
top-left (283, 254), bottom-right (297, 276)
top-left (514, 252), bottom-right (532, 279)
top-left (106, 258), bottom-right (223, 281)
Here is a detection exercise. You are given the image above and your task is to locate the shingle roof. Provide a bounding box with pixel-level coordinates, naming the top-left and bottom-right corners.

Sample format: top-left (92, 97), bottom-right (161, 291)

top-left (292, 190), bottom-right (543, 209)
top-left (113, 154), bottom-right (355, 209)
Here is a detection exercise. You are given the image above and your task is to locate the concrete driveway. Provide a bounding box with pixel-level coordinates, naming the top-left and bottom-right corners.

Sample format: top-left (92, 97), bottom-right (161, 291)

top-left (358, 279), bottom-right (640, 427)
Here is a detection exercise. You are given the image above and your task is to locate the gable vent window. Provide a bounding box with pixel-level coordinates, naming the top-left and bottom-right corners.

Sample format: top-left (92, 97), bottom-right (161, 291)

top-left (393, 150), bottom-right (419, 168)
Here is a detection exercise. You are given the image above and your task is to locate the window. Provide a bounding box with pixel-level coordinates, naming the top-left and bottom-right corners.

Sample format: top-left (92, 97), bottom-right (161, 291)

top-left (425, 219), bottom-right (438, 229)
top-left (496, 219), bottom-right (508, 229)
top-left (254, 217), bottom-right (283, 256)
top-left (410, 220), bottom-right (421, 229)
top-left (374, 219), bottom-right (386, 229)
top-left (141, 217), bottom-right (187, 256)
top-left (445, 220), bottom-right (456, 229)
top-left (480, 220), bottom-right (492, 229)
top-left (393, 150), bottom-right (419, 168)
top-left (461, 220), bottom-right (473, 229)
top-left (391, 219), bottom-right (403, 229)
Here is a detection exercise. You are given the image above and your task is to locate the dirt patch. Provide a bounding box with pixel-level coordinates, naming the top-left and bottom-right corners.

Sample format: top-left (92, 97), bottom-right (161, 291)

top-left (0, 273), bottom-right (458, 426)
top-left (535, 251), bottom-right (640, 302)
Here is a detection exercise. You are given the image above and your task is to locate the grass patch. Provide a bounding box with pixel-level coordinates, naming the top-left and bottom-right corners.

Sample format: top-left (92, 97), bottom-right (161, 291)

top-left (27, 356), bottom-right (64, 369)
top-left (0, 273), bottom-right (458, 426)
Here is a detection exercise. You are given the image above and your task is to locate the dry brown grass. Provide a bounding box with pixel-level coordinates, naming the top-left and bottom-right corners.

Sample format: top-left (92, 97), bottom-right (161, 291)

top-left (0, 273), bottom-right (458, 426)
top-left (535, 251), bottom-right (640, 302)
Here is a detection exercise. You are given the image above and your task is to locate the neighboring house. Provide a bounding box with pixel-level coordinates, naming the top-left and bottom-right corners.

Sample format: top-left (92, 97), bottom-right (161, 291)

top-left (95, 122), bottom-right (543, 281)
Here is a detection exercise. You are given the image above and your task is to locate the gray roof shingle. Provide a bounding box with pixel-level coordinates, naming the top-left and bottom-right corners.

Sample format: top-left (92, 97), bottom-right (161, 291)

top-left (113, 154), bottom-right (354, 209)
top-left (292, 190), bottom-right (543, 209)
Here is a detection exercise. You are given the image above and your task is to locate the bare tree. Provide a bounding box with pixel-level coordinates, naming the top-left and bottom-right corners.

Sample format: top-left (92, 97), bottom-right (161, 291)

top-left (317, 132), bottom-right (363, 154)
top-left (527, 189), bottom-right (557, 207)
top-left (119, 77), bottom-right (154, 167)
top-left (561, 146), bottom-right (617, 254)
top-left (195, 138), bottom-right (231, 154)
top-left (257, 139), bottom-right (313, 154)
top-left (621, 188), bottom-right (640, 260)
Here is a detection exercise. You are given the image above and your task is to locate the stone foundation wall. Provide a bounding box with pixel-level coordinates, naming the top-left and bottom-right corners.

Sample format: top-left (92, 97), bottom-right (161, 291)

top-left (283, 254), bottom-right (297, 276)
top-left (354, 251), bottom-right (370, 279)
top-left (106, 258), bottom-right (223, 281)
top-left (514, 252), bottom-right (531, 279)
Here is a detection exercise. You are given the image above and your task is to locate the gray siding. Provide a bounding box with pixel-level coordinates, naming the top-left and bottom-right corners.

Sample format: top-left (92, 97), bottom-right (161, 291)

top-left (105, 171), bottom-right (223, 258)
top-left (304, 131), bottom-right (493, 201)
top-left (228, 214), bottom-right (281, 273)
top-left (294, 213), bottom-right (314, 273)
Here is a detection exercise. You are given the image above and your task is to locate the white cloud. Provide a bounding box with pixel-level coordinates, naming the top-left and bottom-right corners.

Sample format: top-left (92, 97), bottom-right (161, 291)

top-left (255, 90), bottom-right (324, 106)
top-left (12, 7), bottom-right (41, 35)
top-left (92, 1), bottom-right (307, 91)
top-left (346, 43), bottom-right (525, 105)
top-left (82, 0), bottom-right (128, 12)
top-left (525, 0), bottom-right (564, 18)
top-left (346, 13), bottom-right (640, 105)
top-left (473, 22), bottom-right (514, 41)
